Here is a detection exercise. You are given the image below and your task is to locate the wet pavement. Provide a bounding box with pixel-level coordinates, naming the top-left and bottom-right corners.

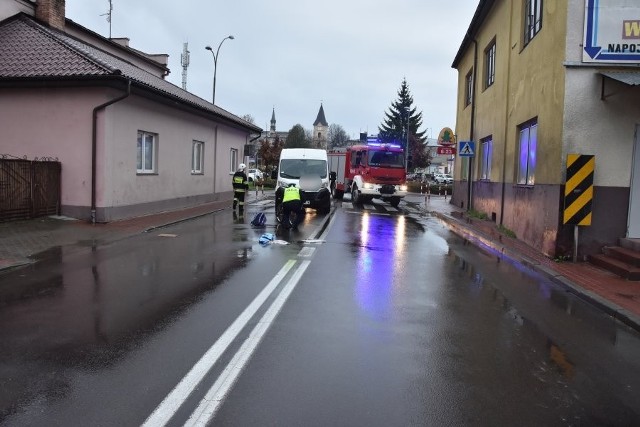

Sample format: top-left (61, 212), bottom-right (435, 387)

top-left (1, 189), bottom-right (640, 332)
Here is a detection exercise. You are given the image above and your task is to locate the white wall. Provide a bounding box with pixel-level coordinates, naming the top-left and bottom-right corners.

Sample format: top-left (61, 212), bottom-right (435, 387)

top-left (1, 86), bottom-right (250, 218)
top-left (562, 0), bottom-right (640, 187)
top-left (0, 0), bottom-right (34, 20)
top-left (0, 87), bottom-right (102, 207)
top-left (102, 94), bottom-right (248, 208)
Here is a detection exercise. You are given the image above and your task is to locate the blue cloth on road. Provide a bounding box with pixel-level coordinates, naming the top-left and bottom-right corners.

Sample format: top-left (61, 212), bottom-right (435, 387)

top-left (259, 233), bottom-right (275, 245)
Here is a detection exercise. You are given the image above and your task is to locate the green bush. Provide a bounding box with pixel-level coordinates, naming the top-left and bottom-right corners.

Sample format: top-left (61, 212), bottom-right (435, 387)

top-left (497, 224), bottom-right (516, 238)
top-left (467, 209), bottom-right (488, 220)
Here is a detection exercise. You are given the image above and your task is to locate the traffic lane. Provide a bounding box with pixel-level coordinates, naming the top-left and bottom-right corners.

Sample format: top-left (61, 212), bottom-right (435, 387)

top-left (215, 209), bottom-right (473, 426)
top-left (0, 207), bottom-right (327, 426)
top-left (214, 207), bottom-right (640, 425)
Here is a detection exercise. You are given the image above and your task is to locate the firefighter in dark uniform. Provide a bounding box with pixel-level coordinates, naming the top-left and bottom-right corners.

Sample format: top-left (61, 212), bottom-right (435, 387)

top-left (232, 163), bottom-right (249, 215)
top-left (281, 183), bottom-right (304, 229)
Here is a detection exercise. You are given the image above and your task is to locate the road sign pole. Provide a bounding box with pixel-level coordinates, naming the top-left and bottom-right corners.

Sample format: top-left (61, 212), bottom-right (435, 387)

top-left (573, 225), bottom-right (579, 263)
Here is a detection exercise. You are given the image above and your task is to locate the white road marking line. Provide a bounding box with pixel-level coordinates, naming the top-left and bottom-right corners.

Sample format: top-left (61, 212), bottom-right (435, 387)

top-left (185, 260), bottom-right (312, 427)
top-left (298, 246), bottom-right (315, 257)
top-left (141, 259), bottom-right (297, 427)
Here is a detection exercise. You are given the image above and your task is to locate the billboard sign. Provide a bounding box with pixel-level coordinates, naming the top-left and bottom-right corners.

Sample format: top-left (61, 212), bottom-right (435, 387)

top-left (437, 146), bottom-right (456, 155)
top-left (437, 127), bottom-right (456, 146)
top-left (583, 0), bottom-right (640, 63)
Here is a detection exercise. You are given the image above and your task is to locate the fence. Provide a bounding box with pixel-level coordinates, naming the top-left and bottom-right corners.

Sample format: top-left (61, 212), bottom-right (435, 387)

top-left (0, 156), bottom-right (61, 222)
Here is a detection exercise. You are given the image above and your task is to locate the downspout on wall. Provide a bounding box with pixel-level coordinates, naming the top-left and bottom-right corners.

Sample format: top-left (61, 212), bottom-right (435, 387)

top-left (468, 39), bottom-right (478, 211)
top-left (500, 0), bottom-right (515, 226)
top-left (91, 79), bottom-right (131, 224)
top-left (213, 125), bottom-right (218, 197)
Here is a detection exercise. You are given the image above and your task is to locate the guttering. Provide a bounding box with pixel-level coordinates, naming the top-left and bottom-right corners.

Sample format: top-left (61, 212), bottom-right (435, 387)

top-left (91, 78), bottom-right (131, 224)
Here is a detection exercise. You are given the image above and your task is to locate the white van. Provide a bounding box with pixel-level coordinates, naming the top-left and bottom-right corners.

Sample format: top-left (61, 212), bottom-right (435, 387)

top-left (274, 148), bottom-right (331, 214)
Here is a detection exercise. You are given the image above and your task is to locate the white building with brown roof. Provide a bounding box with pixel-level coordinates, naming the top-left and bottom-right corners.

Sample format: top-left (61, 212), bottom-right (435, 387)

top-left (0, 0), bottom-right (261, 222)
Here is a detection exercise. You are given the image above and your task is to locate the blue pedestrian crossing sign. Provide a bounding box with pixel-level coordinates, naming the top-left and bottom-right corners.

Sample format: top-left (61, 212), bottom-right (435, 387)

top-left (458, 141), bottom-right (475, 157)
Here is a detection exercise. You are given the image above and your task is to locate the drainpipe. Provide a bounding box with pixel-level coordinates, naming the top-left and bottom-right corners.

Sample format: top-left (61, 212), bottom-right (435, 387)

top-left (213, 125), bottom-right (218, 197)
top-left (91, 79), bottom-right (131, 224)
top-left (500, 0), bottom-right (515, 225)
top-left (468, 39), bottom-right (478, 211)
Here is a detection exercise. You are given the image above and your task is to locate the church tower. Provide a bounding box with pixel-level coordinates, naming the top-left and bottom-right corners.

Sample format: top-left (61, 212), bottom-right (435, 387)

top-left (270, 108), bottom-right (276, 134)
top-left (312, 103), bottom-right (328, 149)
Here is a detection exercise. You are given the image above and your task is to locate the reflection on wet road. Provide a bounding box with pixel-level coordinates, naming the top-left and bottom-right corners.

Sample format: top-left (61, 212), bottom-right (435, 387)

top-left (1, 198), bottom-right (639, 426)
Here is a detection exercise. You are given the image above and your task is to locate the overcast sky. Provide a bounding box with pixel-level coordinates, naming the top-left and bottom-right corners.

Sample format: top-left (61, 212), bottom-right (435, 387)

top-left (65, 0), bottom-right (477, 140)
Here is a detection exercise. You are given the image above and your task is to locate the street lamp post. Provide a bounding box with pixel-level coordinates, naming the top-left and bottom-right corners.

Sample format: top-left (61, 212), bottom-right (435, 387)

top-left (205, 35), bottom-right (234, 105)
top-left (405, 107), bottom-right (410, 172)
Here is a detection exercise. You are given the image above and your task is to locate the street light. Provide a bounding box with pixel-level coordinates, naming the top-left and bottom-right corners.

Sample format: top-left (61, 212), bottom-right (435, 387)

top-left (405, 106), bottom-right (410, 172)
top-left (205, 35), bottom-right (234, 105)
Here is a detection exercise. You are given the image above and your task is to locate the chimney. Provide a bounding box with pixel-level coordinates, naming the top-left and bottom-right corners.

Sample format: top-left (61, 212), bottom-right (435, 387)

top-left (36, 0), bottom-right (66, 31)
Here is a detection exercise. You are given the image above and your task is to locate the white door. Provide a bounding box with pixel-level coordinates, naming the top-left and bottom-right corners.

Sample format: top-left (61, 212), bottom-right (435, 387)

top-left (628, 125), bottom-right (640, 238)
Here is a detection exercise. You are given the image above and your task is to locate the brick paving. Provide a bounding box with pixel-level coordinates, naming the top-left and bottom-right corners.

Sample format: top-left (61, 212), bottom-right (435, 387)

top-left (1, 191), bottom-right (639, 331)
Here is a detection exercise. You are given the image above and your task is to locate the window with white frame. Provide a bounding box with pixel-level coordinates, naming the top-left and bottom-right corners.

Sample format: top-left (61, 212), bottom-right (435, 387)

top-left (484, 40), bottom-right (496, 89)
top-left (464, 69), bottom-right (473, 107)
top-left (517, 119), bottom-right (537, 185)
top-left (192, 140), bottom-right (204, 174)
top-left (480, 136), bottom-right (493, 180)
top-left (230, 148), bottom-right (238, 173)
top-left (524, 0), bottom-right (543, 46)
top-left (137, 131), bottom-right (157, 174)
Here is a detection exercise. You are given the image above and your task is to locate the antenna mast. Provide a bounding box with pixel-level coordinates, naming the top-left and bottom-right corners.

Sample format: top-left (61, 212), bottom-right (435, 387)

top-left (100, 0), bottom-right (113, 38)
top-left (180, 42), bottom-right (190, 90)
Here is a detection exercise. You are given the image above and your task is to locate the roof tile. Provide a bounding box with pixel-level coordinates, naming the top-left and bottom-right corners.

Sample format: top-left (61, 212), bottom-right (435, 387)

top-left (0, 14), bottom-right (261, 132)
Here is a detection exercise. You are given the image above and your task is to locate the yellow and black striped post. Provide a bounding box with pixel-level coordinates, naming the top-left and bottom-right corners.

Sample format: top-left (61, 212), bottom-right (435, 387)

top-left (563, 154), bottom-right (595, 226)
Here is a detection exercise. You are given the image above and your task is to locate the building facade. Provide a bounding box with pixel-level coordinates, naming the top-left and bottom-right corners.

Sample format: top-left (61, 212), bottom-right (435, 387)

top-left (452, 0), bottom-right (640, 257)
top-left (0, 0), bottom-right (261, 222)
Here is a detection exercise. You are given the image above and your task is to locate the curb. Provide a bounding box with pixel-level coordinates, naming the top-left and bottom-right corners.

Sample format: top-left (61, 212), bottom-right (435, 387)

top-left (142, 208), bottom-right (225, 233)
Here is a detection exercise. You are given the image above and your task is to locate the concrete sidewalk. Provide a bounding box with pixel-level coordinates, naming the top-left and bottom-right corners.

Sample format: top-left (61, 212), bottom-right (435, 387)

top-left (2, 191), bottom-right (639, 331)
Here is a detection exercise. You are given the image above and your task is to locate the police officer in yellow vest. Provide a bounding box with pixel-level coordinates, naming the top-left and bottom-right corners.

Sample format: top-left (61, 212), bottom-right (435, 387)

top-left (281, 183), bottom-right (304, 229)
top-left (232, 163), bottom-right (249, 215)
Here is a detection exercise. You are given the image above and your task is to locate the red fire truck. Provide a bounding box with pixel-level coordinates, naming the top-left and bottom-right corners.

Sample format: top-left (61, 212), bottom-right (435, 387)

top-left (327, 141), bottom-right (407, 207)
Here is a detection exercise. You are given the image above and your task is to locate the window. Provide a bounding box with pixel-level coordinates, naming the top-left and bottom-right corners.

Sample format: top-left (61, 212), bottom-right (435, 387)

top-left (192, 140), bottom-right (204, 174)
top-left (524, 0), bottom-right (543, 46)
top-left (230, 148), bottom-right (238, 173)
top-left (480, 136), bottom-right (493, 180)
top-left (137, 131), bottom-right (157, 173)
top-left (484, 40), bottom-right (496, 88)
top-left (464, 69), bottom-right (473, 107)
top-left (517, 119), bottom-right (537, 185)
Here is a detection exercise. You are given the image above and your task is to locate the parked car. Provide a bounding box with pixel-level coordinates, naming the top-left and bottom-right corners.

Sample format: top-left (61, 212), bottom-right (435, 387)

top-left (247, 168), bottom-right (264, 182)
top-left (433, 173), bottom-right (453, 184)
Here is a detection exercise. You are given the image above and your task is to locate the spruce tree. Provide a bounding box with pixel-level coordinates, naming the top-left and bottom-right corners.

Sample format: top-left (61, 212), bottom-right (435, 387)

top-left (378, 79), bottom-right (430, 169)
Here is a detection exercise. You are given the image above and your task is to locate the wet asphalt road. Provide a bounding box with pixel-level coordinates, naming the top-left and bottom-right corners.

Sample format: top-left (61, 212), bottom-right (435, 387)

top-left (1, 198), bottom-right (640, 426)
